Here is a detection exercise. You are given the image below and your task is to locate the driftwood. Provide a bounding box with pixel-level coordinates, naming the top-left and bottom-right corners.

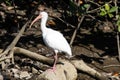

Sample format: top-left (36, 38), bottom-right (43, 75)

top-left (0, 47), bottom-right (107, 80)
top-left (0, 20), bottom-right (30, 65)
top-left (14, 47), bottom-right (53, 65)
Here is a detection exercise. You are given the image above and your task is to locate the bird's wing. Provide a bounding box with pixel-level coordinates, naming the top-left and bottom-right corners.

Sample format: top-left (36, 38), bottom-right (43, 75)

top-left (43, 29), bottom-right (71, 55)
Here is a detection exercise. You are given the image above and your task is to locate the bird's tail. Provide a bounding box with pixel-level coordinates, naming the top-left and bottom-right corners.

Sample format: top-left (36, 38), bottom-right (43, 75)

top-left (65, 52), bottom-right (73, 59)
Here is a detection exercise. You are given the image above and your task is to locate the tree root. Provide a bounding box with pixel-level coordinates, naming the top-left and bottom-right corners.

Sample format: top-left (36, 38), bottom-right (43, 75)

top-left (0, 47), bottom-right (108, 80)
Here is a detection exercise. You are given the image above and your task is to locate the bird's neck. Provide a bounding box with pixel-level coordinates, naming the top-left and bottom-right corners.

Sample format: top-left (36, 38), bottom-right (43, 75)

top-left (41, 18), bottom-right (48, 33)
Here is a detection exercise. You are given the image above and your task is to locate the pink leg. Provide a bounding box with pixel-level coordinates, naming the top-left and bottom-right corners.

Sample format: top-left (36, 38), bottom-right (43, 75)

top-left (52, 52), bottom-right (57, 70)
top-left (46, 52), bottom-right (57, 72)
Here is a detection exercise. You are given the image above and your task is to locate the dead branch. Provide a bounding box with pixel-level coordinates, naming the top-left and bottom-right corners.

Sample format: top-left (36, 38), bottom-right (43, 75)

top-left (103, 65), bottom-right (120, 68)
top-left (14, 47), bottom-right (105, 80)
top-left (0, 21), bottom-right (29, 59)
top-left (70, 15), bottom-right (85, 46)
top-left (71, 60), bottom-right (107, 80)
top-left (14, 47), bottom-right (54, 65)
top-left (0, 47), bottom-right (108, 80)
top-left (70, 6), bottom-right (90, 46)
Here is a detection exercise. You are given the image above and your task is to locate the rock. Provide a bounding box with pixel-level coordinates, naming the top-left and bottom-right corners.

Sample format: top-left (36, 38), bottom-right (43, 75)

top-left (19, 71), bottom-right (31, 79)
top-left (10, 68), bottom-right (32, 79)
top-left (11, 68), bottom-right (19, 73)
top-left (32, 67), bottom-right (38, 74)
top-left (14, 73), bottom-right (19, 79)
top-left (0, 74), bottom-right (3, 80)
top-left (11, 68), bottom-right (19, 78)
top-left (38, 59), bottom-right (77, 80)
top-left (5, 59), bottom-right (10, 63)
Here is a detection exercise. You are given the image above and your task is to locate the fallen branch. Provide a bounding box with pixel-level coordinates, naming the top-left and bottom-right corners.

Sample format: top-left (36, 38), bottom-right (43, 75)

top-left (15, 47), bottom-right (108, 80)
top-left (71, 60), bottom-right (106, 80)
top-left (0, 47), bottom-right (108, 80)
top-left (0, 3), bottom-right (40, 63)
top-left (103, 65), bottom-right (120, 68)
top-left (14, 47), bottom-right (53, 65)
top-left (0, 21), bottom-right (29, 57)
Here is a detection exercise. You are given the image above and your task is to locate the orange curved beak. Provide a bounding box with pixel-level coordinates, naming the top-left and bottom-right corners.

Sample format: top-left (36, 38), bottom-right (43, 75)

top-left (29, 14), bottom-right (42, 28)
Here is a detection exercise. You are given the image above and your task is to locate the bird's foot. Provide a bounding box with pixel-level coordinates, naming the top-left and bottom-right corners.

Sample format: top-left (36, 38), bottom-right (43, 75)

top-left (46, 66), bottom-right (56, 72)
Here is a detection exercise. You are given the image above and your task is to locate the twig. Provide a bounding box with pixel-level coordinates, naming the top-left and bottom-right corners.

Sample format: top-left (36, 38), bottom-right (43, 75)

top-left (9, 49), bottom-right (14, 64)
top-left (70, 16), bottom-right (85, 46)
top-left (0, 21), bottom-right (29, 58)
top-left (85, 14), bottom-right (102, 23)
top-left (70, 6), bottom-right (90, 46)
top-left (87, 8), bottom-right (100, 14)
top-left (117, 32), bottom-right (120, 61)
top-left (114, 0), bottom-right (120, 61)
top-left (55, 16), bottom-right (75, 28)
top-left (103, 65), bottom-right (120, 68)
top-left (87, 1), bottom-right (112, 14)
top-left (0, 56), bottom-right (12, 62)
top-left (88, 0), bottom-right (101, 7)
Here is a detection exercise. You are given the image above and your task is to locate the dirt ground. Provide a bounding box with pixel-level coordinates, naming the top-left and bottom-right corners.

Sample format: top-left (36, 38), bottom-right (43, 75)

top-left (0, 25), bottom-right (120, 80)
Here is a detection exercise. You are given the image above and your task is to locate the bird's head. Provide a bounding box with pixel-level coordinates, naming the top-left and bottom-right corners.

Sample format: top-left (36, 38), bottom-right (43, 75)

top-left (40, 11), bottom-right (48, 18)
top-left (29, 11), bottom-right (48, 28)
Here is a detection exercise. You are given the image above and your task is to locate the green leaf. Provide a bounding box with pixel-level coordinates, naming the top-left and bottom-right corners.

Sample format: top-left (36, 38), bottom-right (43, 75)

top-left (118, 26), bottom-right (120, 32)
top-left (108, 13), bottom-right (113, 18)
top-left (100, 8), bottom-right (107, 16)
top-left (100, 8), bottom-right (106, 12)
top-left (100, 11), bottom-right (106, 16)
top-left (109, 6), bottom-right (118, 13)
top-left (117, 19), bottom-right (120, 26)
top-left (117, 18), bottom-right (120, 32)
top-left (83, 4), bottom-right (90, 9)
top-left (116, 15), bottom-right (119, 19)
top-left (80, 4), bottom-right (90, 11)
top-left (105, 3), bottom-right (110, 11)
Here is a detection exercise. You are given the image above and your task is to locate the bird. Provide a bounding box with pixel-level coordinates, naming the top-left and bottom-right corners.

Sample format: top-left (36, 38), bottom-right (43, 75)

top-left (29, 11), bottom-right (72, 71)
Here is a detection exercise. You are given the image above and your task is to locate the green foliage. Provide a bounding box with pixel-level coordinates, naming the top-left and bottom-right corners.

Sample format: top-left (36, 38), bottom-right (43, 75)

top-left (69, 1), bottom-right (78, 15)
top-left (5, 0), bottom-right (12, 6)
top-left (100, 3), bottom-right (118, 18)
top-left (69, 0), bottom-right (90, 16)
top-left (105, 3), bottom-right (110, 11)
top-left (81, 4), bottom-right (90, 11)
top-left (116, 15), bottom-right (120, 32)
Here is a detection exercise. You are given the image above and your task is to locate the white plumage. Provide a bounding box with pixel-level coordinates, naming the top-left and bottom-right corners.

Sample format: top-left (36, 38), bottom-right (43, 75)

top-left (30, 11), bottom-right (72, 71)
top-left (43, 28), bottom-right (72, 56)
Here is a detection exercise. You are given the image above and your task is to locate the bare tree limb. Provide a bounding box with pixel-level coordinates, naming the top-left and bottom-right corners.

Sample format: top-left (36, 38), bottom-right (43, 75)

top-left (70, 15), bottom-right (85, 46)
top-left (70, 5), bottom-right (90, 46)
top-left (0, 47), bottom-right (107, 80)
top-left (14, 47), bottom-right (54, 65)
top-left (0, 20), bottom-right (29, 58)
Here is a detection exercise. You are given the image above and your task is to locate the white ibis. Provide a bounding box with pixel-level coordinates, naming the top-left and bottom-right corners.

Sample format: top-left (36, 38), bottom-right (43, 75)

top-left (29, 11), bottom-right (72, 71)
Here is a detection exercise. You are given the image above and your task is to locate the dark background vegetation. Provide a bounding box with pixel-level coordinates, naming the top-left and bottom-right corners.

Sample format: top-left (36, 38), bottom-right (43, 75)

top-left (0, 0), bottom-right (120, 80)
